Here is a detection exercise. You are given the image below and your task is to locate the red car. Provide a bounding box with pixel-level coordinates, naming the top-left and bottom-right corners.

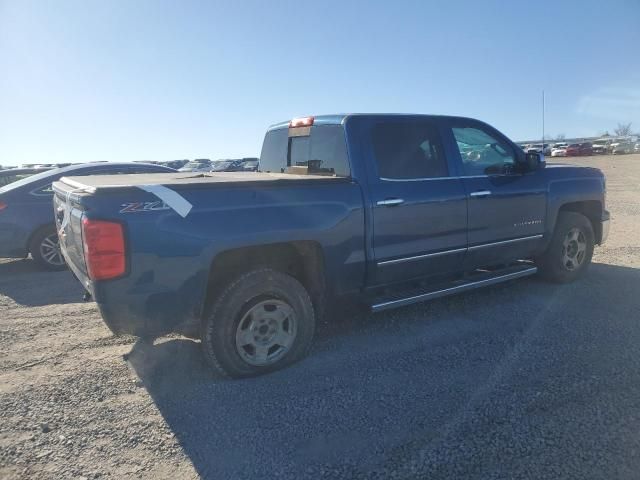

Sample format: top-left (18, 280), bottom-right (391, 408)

top-left (565, 142), bottom-right (593, 156)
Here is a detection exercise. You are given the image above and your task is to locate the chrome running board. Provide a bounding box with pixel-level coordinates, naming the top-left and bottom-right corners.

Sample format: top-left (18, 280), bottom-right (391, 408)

top-left (370, 266), bottom-right (537, 313)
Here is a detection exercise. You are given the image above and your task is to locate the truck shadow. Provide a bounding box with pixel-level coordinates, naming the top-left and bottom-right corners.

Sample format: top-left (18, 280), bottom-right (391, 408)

top-left (0, 258), bottom-right (83, 306)
top-left (127, 261), bottom-right (640, 479)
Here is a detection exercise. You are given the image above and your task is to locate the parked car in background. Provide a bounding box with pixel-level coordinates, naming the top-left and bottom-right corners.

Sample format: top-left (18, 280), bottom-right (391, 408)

top-left (526, 144), bottom-right (551, 156)
top-left (0, 168), bottom-right (50, 187)
top-left (612, 142), bottom-right (634, 155)
top-left (209, 158), bottom-right (260, 172)
top-left (551, 145), bottom-right (568, 157)
top-left (592, 139), bottom-right (612, 154)
top-left (209, 159), bottom-right (240, 172)
top-left (635, 143), bottom-right (640, 152)
top-left (242, 158), bottom-right (259, 171)
top-left (178, 158), bottom-right (212, 172)
top-left (0, 162), bottom-right (175, 270)
top-left (161, 159), bottom-right (189, 170)
top-left (566, 143), bottom-right (593, 156)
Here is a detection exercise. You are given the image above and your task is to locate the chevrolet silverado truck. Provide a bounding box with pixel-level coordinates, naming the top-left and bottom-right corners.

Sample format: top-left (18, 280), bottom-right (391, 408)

top-left (53, 114), bottom-right (610, 378)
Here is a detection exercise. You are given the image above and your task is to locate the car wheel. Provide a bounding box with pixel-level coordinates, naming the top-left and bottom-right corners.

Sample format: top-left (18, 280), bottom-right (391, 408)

top-left (536, 212), bottom-right (594, 283)
top-left (201, 268), bottom-right (315, 379)
top-left (29, 225), bottom-right (66, 271)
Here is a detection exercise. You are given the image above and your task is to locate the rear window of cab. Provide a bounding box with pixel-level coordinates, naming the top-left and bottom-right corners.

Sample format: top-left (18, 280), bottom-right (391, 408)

top-left (259, 125), bottom-right (350, 177)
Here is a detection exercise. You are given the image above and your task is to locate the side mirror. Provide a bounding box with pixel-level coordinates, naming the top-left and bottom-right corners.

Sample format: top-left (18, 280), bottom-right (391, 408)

top-left (525, 152), bottom-right (545, 171)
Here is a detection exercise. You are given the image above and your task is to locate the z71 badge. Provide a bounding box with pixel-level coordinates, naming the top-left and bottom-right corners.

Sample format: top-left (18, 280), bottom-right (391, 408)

top-left (120, 201), bottom-right (171, 213)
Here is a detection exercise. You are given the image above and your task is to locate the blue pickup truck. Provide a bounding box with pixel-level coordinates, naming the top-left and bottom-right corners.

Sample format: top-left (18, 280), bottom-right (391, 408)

top-left (53, 114), bottom-right (609, 378)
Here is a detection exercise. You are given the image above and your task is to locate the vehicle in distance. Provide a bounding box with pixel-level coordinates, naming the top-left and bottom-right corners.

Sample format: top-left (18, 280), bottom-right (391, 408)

top-left (210, 158), bottom-right (260, 172)
top-left (566, 142), bottom-right (593, 156)
top-left (0, 162), bottom-right (175, 270)
top-left (526, 143), bottom-right (551, 156)
top-left (178, 159), bottom-right (212, 172)
top-left (242, 158), bottom-right (259, 171)
top-left (612, 141), bottom-right (634, 155)
top-left (592, 139), bottom-right (612, 155)
top-left (550, 144), bottom-right (569, 157)
top-left (54, 114), bottom-right (609, 378)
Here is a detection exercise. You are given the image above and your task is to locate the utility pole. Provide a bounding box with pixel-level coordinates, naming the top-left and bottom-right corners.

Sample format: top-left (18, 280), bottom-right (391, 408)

top-left (542, 90), bottom-right (545, 146)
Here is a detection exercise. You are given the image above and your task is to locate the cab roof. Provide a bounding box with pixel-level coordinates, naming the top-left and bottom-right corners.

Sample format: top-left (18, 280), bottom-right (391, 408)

top-left (266, 113), bottom-right (478, 131)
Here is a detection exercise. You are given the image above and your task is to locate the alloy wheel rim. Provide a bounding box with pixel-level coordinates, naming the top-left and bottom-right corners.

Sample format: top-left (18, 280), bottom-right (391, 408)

top-left (39, 234), bottom-right (65, 266)
top-left (235, 299), bottom-right (297, 366)
top-left (562, 227), bottom-right (586, 271)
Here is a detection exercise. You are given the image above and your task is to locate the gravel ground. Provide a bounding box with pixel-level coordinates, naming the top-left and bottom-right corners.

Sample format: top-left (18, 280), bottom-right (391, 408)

top-left (1, 154), bottom-right (640, 479)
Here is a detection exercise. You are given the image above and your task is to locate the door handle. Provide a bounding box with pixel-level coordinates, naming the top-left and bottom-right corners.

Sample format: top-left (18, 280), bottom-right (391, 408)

top-left (469, 190), bottom-right (492, 198)
top-left (377, 198), bottom-right (405, 206)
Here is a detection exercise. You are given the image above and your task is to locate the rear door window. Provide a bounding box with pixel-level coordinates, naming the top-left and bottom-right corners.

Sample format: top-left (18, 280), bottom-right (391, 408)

top-left (371, 121), bottom-right (448, 179)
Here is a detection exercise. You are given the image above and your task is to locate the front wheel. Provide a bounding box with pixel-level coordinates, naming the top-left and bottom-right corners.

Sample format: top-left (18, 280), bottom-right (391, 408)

top-left (536, 212), bottom-right (594, 283)
top-left (201, 268), bottom-right (315, 379)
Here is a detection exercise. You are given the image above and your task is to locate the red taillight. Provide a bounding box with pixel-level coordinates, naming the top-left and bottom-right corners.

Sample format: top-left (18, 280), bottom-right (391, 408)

top-left (289, 116), bottom-right (314, 128)
top-left (81, 218), bottom-right (126, 280)
top-left (0, 201), bottom-right (6, 211)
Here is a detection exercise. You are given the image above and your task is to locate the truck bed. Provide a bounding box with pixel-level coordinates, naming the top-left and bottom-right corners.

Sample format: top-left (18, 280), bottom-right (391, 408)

top-left (59, 171), bottom-right (345, 193)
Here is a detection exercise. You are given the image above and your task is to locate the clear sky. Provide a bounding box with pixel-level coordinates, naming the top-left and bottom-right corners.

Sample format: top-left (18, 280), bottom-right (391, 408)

top-left (1, 0), bottom-right (638, 165)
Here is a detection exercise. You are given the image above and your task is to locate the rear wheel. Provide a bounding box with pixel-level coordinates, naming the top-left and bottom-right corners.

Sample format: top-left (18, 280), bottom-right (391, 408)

top-left (29, 225), bottom-right (66, 271)
top-left (201, 268), bottom-right (315, 379)
top-left (536, 212), bottom-right (594, 283)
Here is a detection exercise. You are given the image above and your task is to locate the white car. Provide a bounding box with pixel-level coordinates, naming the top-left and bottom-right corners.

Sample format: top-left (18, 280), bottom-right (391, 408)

top-left (551, 146), bottom-right (568, 157)
top-left (526, 143), bottom-right (551, 156)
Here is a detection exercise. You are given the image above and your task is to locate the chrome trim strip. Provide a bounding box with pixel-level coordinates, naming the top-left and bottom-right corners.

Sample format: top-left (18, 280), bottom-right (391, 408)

top-left (469, 190), bottom-right (492, 197)
top-left (380, 176), bottom-right (457, 182)
top-left (371, 267), bottom-right (538, 312)
top-left (468, 234), bottom-right (543, 251)
top-left (377, 247), bottom-right (467, 266)
top-left (376, 198), bottom-right (404, 206)
top-left (379, 174), bottom-right (518, 182)
top-left (377, 234), bottom-right (543, 266)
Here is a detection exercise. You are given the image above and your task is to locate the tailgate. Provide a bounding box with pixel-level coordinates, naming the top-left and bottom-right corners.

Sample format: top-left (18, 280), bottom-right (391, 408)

top-left (53, 182), bottom-right (89, 286)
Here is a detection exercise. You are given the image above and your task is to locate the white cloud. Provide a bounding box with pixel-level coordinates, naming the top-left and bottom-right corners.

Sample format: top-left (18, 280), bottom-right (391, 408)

top-left (577, 85), bottom-right (640, 121)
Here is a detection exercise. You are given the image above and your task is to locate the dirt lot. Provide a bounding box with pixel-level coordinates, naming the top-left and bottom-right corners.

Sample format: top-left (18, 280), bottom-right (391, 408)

top-left (1, 154), bottom-right (640, 479)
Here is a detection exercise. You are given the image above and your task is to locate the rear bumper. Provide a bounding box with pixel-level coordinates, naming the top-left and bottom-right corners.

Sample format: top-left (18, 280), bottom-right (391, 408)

top-left (91, 265), bottom-right (207, 338)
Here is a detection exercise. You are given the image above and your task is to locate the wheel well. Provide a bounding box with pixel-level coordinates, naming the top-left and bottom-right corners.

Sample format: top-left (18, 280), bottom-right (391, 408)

top-left (202, 241), bottom-right (326, 319)
top-left (26, 223), bottom-right (56, 254)
top-left (559, 201), bottom-right (602, 243)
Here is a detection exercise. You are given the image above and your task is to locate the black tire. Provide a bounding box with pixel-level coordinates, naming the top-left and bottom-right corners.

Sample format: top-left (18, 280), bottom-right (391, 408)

top-left (536, 212), bottom-right (594, 283)
top-left (201, 268), bottom-right (315, 379)
top-left (29, 225), bottom-right (67, 271)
